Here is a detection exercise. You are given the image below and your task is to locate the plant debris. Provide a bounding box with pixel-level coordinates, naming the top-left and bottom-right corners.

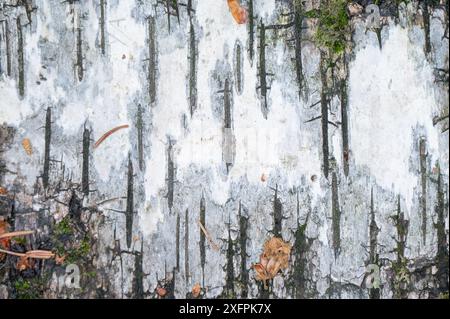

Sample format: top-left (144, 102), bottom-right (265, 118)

top-left (0, 230), bottom-right (34, 240)
top-left (16, 256), bottom-right (34, 271)
top-left (192, 283), bottom-right (201, 298)
top-left (94, 124), bottom-right (129, 149)
top-left (0, 187), bottom-right (7, 195)
top-left (0, 220), bottom-right (11, 261)
top-left (21, 138), bottom-right (33, 155)
top-left (252, 237), bottom-right (292, 289)
top-left (227, 0), bottom-right (248, 24)
top-left (197, 219), bottom-right (220, 251)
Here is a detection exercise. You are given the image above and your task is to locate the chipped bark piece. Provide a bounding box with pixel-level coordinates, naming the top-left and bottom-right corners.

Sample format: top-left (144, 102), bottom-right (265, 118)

top-left (94, 125), bottom-right (129, 149)
top-left (21, 138), bottom-right (32, 155)
top-left (227, 0), bottom-right (248, 24)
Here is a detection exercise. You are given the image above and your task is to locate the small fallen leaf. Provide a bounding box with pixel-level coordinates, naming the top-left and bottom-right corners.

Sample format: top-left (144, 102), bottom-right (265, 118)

top-left (253, 237), bottom-right (292, 288)
top-left (16, 256), bottom-right (34, 271)
top-left (227, 0), bottom-right (248, 24)
top-left (192, 283), bottom-right (201, 298)
top-left (21, 138), bottom-right (33, 156)
top-left (0, 221), bottom-right (11, 261)
top-left (156, 286), bottom-right (167, 298)
top-left (55, 254), bottom-right (66, 265)
top-left (0, 187), bottom-right (7, 195)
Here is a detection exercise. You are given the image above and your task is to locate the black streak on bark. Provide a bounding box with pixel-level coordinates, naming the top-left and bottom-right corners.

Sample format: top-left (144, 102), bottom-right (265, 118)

top-left (17, 17), bottom-right (24, 97)
top-left (199, 194), bottom-right (206, 284)
top-left (320, 53), bottom-right (329, 178)
top-left (419, 138), bottom-right (427, 245)
top-left (368, 188), bottom-right (380, 299)
top-left (4, 20), bottom-right (11, 76)
top-left (176, 212), bottom-right (180, 271)
top-left (423, 0), bottom-right (431, 55)
top-left (224, 220), bottom-right (235, 297)
top-left (148, 16), bottom-right (156, 104)
top-left (273, 184), bottom-right (283, 238)
top-left (238, 202), bottom-right (249, 298)
top-left (43, 107), bottom-right (51, 190)
top-left (81, 126), bottom-right (90, 196)
top-left (137, 105), bottom-right (144, 170)
top-left (289, 192), bottom-right (313, 298)
top-left (331, 172), bottom-right (341, 258)
top-left (185, 208), bottom-right (190, 283)
top-left (133, 243), bottom-right (144, 299)
top-left (99, 0), bottom-right (106, 55)
top-left (166, 139), bottom-right (174, 213)
top-left (293, 0), bottom-right (304, 99)
top-left (125, 155), bottom-right (134, 249)
top-left (434, 164), bottom-right (449, 293)
top-left (392, 195), bottom-right (409, 299)
top-left (234, 41), bottom-right (243, 95)
top-left (340, 79), bottom-right (349, 177)
top-left (247, 0), bottom-right (255, 63)
top-left (188, 19), bottom-right (197, 116)
top-left (76, 25), bottom-right (83, 82)
top-left (257, 20), bottom-right (269, 117)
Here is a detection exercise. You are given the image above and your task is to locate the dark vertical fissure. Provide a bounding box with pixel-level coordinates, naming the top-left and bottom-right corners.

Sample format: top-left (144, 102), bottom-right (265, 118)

top-left (273, 185), bottom-right (283, 237)
top-left (434, 164), bottom-right (449, 293)
top-left (166, 139), bottom-right (174, 213)
top-left (184, 208), bottom-right (190, 283)
top-left (99, 0), bottom-right (106, 55)
top-left (331, 171), bottom-right (341, 258)
top-left (238, 202), bottom-right (248, 298)
top-left (188, 19), bottom-right (197, 116)
top-left (125, 155), bottom-right (134, 249)
top-left (419, 138), bottom-right (427, 245)
top-left (368, 188), bottom-right (380, 299)
top-left (340, 79), bottom-right (349, 177)
top-left (148, 16), bottom-right (156, 104)
top-left (17, 17), bottom-right (24, 97)
top-left (320, 53), bottom-right (329, 179)
top-left (247, 0), bottom-right (254, 63)
top-left (137, 105), bottom-right (144, 170)
top-left (199, 194), bottom-right (206, 285)
top-left (43, 107), bottom-right (52, 190)
top-left (81, 126), bottom-right (90, 196)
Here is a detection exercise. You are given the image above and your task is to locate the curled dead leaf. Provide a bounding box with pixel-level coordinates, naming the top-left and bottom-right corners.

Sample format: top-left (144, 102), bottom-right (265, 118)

top-left (22, 138), bottom-right (33, 155)
top-left (253, 237), bottom-right (292, 288)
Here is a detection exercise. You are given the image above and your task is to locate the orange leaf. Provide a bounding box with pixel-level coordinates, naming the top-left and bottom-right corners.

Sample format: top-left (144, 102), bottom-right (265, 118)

top-left (21, 138), bottom-right (33, 155)
top-left (16, 256), bottom-right (34, 271)
top-left (227, 0), bottom-right (248, 24)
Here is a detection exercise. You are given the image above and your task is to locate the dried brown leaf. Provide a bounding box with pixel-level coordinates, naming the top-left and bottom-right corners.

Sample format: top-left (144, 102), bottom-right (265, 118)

top-left (21, 138), bottom-right (33, 155)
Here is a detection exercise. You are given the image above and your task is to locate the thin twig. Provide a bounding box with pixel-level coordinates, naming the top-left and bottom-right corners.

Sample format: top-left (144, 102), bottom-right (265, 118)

top-left (94, 125), bottom-right (129, 149)
top-left (197, 220), bottom-right (220, 252)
